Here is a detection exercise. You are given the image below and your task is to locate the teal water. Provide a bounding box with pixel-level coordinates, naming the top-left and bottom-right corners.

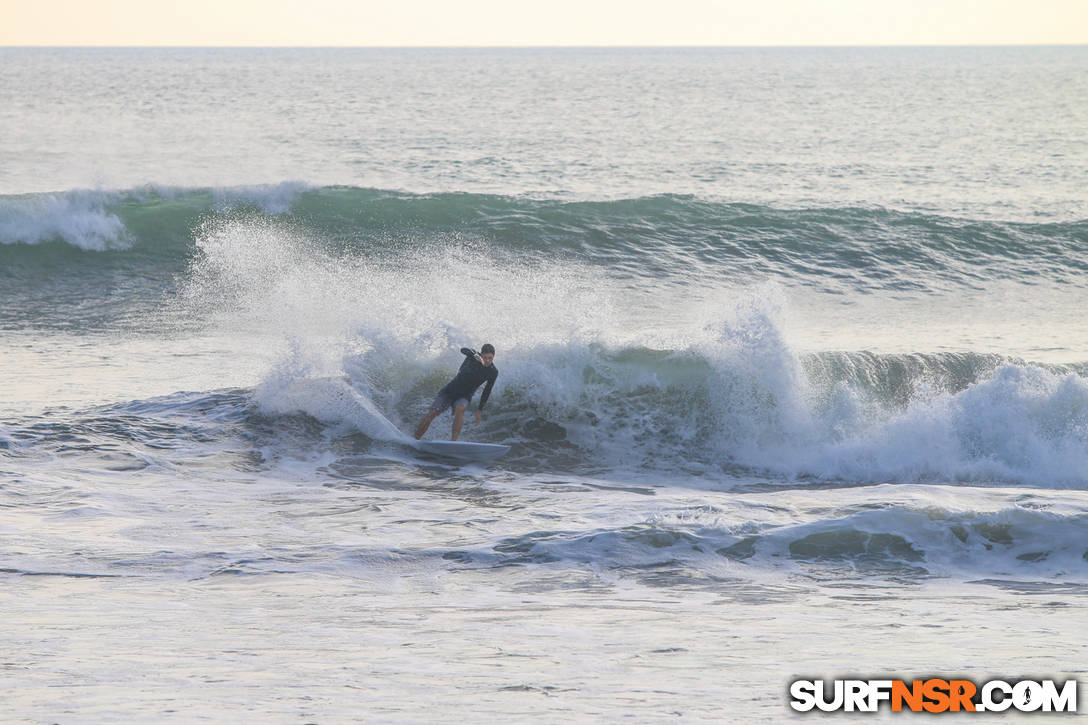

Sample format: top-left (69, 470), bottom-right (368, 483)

top-left (3, 47), bottom-right (1087, 220)
top-left (1, 47), bottom-right (1086, 722)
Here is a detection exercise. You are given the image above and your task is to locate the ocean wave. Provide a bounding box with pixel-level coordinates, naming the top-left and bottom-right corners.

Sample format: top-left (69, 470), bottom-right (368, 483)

top-left (417, 498), bottom-right (1088, 582)
top-left (1, 185), bottom-right (1084, 293)
top-left (0, 189), bottom-right (129, 251)
top-left (250, 333), bottom-right (1088, 487)
top-left (165, 213), bottom-right (1088, 487)
top-left (20, 334), bottom-right (1082, 489)
top-left (6, 184), bottom-right (1083, 487)
top-left (0, 182), bottom-right (307, 251)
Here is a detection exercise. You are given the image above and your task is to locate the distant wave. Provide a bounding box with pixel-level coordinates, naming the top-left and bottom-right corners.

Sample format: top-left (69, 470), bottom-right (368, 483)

top-left (0, 189), bottom-right (129, 251)
top-left (0, 182), bottom-right (308, 251)
top-left (473, 502), bottom-right (1088, 582)
top-left (1, 185), bottom-right (1085, 292)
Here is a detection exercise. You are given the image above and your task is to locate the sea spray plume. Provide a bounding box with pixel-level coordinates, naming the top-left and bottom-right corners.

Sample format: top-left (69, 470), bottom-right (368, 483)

top-left (183, 214), bottom-right (615, 343)
top-left (182, 214), bottom-right (406, 436)
top-left (698, 285), bottom-right (816, 462)
top-left (181, 213), bottom-right (371, 337)
top-left (181, 213), bottom-right (618, 437)
top-left (335, 247), bottom-right (619, 435)
top-left (175, 215), bottom-right (1088, 484)
top-left (254, 338), bottom-right (405, 442)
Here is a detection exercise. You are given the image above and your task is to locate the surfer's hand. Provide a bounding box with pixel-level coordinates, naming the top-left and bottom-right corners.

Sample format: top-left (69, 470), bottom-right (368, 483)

top-left (476, 410), bottom-right (482, 424)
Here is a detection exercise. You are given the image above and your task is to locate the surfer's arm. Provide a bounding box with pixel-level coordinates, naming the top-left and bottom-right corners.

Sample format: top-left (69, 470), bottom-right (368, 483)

top-left (477, 372), bottom-right (496, 411)
top-left (475, 378), bottom-right (493, 423)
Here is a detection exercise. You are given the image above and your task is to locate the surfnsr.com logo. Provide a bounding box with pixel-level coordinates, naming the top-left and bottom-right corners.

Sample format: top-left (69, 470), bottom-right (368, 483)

top-left (789, 679), bottom-right (1079, 713)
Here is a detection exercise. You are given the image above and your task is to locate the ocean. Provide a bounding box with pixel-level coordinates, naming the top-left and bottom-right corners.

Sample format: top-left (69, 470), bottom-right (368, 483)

top-left (1, 47), bottom-right (1086, 722)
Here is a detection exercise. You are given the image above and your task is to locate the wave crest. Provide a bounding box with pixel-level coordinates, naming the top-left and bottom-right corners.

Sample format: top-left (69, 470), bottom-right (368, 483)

top-left (3, 185), bottom-right (1085, 296)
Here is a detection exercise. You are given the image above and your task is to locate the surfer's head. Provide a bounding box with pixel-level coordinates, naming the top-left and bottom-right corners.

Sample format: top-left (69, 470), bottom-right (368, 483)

top-left (480, 343), bottom-right (495, 366)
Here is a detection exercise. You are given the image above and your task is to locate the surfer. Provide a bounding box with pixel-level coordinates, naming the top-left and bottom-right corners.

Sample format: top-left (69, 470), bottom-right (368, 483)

top-left (414, 344), bottom-right (498, 441)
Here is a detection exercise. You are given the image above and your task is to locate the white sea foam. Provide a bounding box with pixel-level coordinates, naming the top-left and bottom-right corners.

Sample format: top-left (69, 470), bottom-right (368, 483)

top-left (0, 183), bottom-right (308, 251)
top-left (776, 365), bottom-right (1088, 487)
top-left (182, 214), bottom-right (618, 436)
top-left (179, 215), bottom-right (1088, 487)
top-left (0, 190), bottom-right (128, 250)
top-left (5, 49), bottom-right (1088, 724)
top-left (208, 181), bottom-right (310, 214)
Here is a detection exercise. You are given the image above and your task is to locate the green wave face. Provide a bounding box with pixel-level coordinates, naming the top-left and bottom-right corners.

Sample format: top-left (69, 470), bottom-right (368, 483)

top-left (2, 185), bottom-right (1085, 329)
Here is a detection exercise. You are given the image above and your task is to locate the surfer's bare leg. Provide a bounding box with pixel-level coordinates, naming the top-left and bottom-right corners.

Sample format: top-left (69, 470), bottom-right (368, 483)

top-left (451, 403), bottom-right (466, 441)
top-left (415, 409), bottom-right (439, 439)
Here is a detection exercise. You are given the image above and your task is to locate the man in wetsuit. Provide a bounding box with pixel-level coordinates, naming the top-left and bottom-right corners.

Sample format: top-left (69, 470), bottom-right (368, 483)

top-left (414, 343), bottom-right (498, 441)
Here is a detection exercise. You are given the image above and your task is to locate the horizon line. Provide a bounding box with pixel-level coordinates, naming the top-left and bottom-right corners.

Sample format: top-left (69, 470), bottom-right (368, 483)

top-left (3, 43), bottom-right (1087, 49)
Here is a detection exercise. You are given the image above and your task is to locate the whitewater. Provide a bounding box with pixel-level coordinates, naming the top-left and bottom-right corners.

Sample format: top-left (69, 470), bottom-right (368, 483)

top-left (2, 47), bottom-right (1086, 722)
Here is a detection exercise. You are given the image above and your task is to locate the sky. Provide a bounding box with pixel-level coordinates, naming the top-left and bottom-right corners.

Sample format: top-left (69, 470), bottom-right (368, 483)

top-left (2, 0), bottom-right (1087, 47)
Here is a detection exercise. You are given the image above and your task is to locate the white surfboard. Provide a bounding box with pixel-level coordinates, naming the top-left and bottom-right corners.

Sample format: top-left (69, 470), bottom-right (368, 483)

top-left (412, 440), bottom-right (510, 462)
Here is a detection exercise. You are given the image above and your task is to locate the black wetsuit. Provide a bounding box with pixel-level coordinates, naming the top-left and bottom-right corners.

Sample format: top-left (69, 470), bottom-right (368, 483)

top-left (440, 348), bottom-right (498, 410)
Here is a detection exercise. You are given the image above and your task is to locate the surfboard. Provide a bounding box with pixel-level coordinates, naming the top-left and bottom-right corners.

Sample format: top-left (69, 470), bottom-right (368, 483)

top-left (412, 440), bottom-right (510, 462)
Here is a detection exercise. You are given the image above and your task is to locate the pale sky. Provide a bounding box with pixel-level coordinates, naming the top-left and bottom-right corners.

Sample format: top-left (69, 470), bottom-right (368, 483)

top-left (3, 0), bottom-right (1087, 46)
